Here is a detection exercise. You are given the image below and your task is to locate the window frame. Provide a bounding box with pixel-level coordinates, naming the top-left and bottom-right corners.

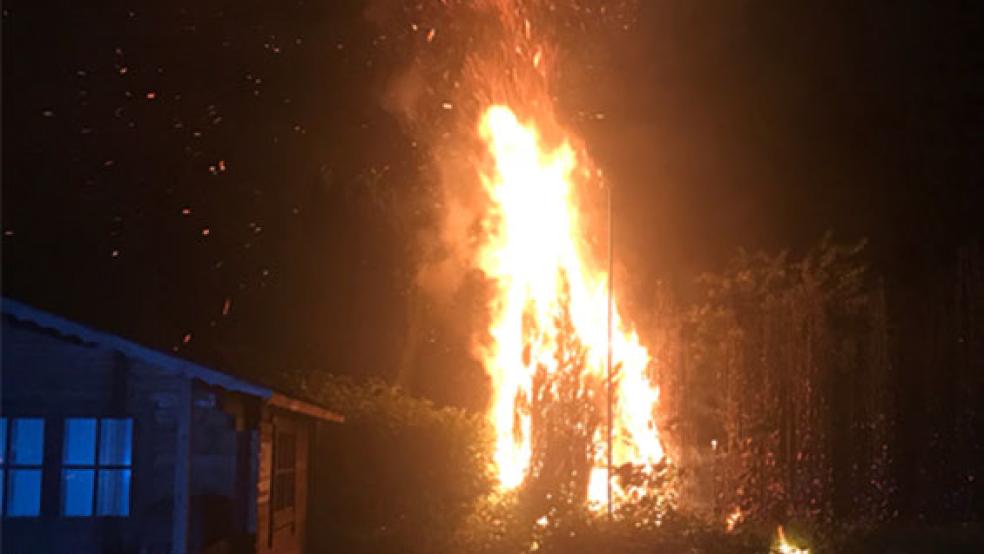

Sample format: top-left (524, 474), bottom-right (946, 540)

top-left (1, 417), bottom-right (46, 518)
top-left (271, 426), bottom-right (298, 532)
top-left (273, 432), bottom-right (296, 511)
top-left (60, 417), bottom-right (133, 518)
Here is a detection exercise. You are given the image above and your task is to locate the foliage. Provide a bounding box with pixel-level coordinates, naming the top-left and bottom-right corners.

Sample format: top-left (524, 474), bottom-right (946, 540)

top-left (679, 234), bottom-right (894, 532)
top-left (277, 235), bottom-right (984, 552)
top-left (824, 522), bottom-right (984, 554)
top-left (525, 276), bottom-right (604, 517)
top-left (451, 275), bottom-right (696, 553)
top-left (298, 375), bottom-right (496, 554)
top-left (453, 491), bottom-right (768, 554)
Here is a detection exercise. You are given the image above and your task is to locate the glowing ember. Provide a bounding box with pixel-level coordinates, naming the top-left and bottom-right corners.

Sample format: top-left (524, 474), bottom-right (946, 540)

top-left (474, 104), bottom-right (664, 506)
top-left (774, 526), bottom-right (810, 554)
top-left (725, 506), bottom-right (745, 532)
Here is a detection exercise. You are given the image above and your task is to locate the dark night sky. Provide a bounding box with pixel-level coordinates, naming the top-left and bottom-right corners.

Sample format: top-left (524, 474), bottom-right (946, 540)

top-left (3, 1), bottom-right (982, 408)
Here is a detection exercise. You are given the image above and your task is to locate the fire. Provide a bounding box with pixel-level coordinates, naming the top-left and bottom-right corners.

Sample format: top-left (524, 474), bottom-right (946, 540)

top-left (774, 526), bottom-right (810, 554)
top-left (725, 506), bottom-right (745, 532)
top-left (474, 104), bottom-right (664, 506)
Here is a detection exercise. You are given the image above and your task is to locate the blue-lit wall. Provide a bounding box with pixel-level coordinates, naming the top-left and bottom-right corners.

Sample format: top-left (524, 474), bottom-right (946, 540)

top-left (1, 316), bottom-right (258, 554)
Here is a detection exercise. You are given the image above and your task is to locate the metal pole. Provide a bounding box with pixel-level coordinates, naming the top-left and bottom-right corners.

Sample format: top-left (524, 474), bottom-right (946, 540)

top-left (606, 182), bottom-right (614, 520)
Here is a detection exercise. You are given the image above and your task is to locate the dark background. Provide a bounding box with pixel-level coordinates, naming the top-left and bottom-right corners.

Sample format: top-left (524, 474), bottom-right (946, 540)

top-left (3, 1), bottom-right (982, 411)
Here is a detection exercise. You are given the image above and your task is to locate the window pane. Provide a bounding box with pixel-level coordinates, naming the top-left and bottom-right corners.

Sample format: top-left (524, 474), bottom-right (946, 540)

top-left (7, 469), bottom-right (42, 516)
top-left (64, 419), bottom-right (97, 465)
top-left (62, 469), bottom-right (95, 516)
top-left (0, 417), bottom-right (7, 464)
top-left (98, 419), bottom-right (132, 466)
top-left (96, 469), bottom-right (130, 516)
top-left (10, 418), bottom-right (44, 465)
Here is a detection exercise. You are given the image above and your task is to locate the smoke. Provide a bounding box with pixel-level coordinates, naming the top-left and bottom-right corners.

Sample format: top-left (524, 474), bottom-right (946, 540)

top-left (364, 0), bottom-right (639, 399)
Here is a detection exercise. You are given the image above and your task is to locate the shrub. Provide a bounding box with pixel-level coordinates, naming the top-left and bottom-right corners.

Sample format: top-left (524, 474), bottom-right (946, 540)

top-left (302, 375), bottom-right (495, 554)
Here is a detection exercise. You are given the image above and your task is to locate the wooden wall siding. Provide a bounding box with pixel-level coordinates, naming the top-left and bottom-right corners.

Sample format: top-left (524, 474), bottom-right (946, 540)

top-left (189, 386), bottom-right (258, 553)
top-left (1, 320), bottom-right (118, 415)
top-left (255, 410), bottom-right (310, 554)
top-left (256, 417), bottom-right (274, 553)
top-left (1, 320), bottom-right (270, 554)
top-left (306, 421), bottom-right (333, 553)
top-left (128, 358), bottom-right (189, 554)
top-left (1, 321), bottom-right (186, 553)
top-left (216, 392), bottom-right (263, 545)
top-left (126, 369), bottom-right (264, 553)
top-left (2, 316), bottom-right (333, 554)
top-left (191, 388), bottom-right (238, 500)
top-left (295, 419), bottom-right (309, 554)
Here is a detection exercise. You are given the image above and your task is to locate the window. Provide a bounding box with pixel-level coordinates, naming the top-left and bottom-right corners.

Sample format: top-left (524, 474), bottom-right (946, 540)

top-left (272, 432), bottom-right (296, 512)
top-left (61, 418), bottom-right (132, 517)
top-left (1, 417), bottom-right (45, 517)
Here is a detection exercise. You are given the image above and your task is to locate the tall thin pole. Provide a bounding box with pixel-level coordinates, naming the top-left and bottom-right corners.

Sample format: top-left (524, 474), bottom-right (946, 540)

top-left (606, 182), bottom-right (614, 520)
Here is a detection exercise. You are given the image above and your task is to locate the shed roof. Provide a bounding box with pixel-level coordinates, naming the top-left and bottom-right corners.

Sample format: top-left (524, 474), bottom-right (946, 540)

top-left (2, 297), bottom-right (343, 423)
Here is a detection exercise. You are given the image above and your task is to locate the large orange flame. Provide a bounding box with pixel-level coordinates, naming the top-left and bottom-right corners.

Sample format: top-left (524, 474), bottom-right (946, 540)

top-left (474, 104), bottom-right (664, 507)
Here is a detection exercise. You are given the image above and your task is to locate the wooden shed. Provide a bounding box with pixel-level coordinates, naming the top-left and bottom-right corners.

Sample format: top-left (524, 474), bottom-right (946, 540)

top-left (1, 298), bottom-right (343, 554)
